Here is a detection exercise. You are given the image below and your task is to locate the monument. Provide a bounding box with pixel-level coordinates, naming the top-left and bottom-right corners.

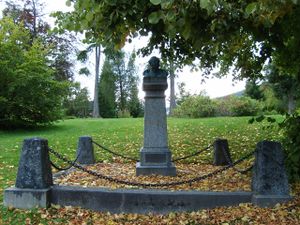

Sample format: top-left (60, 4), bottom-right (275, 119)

top-left (136, 57), bottom-right (176, 176)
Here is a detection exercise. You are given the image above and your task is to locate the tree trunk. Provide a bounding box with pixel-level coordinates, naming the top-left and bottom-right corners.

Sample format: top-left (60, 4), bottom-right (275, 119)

top-left (169, 62), bottom-right (176, 116)
top-left (287, 93), bottom-right (296, 114)
top-left (32, 0), bottom-right (37, 39)
top-left (92, 45), bottom-right (101, 118)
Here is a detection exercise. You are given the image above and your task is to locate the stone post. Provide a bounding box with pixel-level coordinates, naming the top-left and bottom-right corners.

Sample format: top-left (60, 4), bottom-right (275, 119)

top-left (4, 138), bottom-right (52, 209)
top-left (252, 140), bottom-right (292, 207)
top-left (77, 136), bottom-right (95, 164)
top-left (136, 57), bottom-right (176, 176)
top-left (213, 139), bottom-right (232, 166)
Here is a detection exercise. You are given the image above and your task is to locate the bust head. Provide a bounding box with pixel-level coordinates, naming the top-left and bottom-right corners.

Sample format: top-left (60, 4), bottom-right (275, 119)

top-left (148, 56), bottom-right (160, 71)
top-left (143, 56), bottom-right (168, 77)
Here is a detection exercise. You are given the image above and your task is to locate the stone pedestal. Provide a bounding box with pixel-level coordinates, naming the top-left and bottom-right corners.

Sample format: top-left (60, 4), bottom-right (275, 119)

top-left (213, 139), bottom-right (232, 166)
top-left (15, 138), bottom-right (53, 189)
top-left (251, 141), bottom-right (292, 207)
top-left (136, 76), bottom-right (176, 176)
top-left (4, 138), bottom-right (52, 209)
top-left (77, 136), bottom-right (95, 164)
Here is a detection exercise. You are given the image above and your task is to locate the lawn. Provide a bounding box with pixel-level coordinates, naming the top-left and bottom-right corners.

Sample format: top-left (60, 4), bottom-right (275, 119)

top-left (1, 116), bottom-right (299, 224)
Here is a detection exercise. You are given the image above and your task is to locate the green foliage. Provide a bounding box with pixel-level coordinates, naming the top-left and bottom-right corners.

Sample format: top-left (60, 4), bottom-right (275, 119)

top-left (99, 57), bottom-right (117, 118)
top-left (100, 50), bottom-right (143, 118)
top-left (249, 112), bottom-right (300, 182)
top-left (63, 83), bottom-right (91, 118)
top-left (259, 83), bottom-right (282, 113)
top-left (215, 96), bottom-right (261, 117)
top-left (4, 0), bottom-right (76, 82)
top-left (176, 82), bottom-right (191, 105)
top-left (126, 51), bottom-right (143, 118)
top-left (117, 110), bottom-right (131, 118)
top-left (173, 94), bottom-right (216, 118)
top-left (214, 98), bottom-right (233, 117)
top-left (53, 0), bottom-right (299, 78)
top-left (244, 80), bottom-right (264, 100)
top-left (0, 18), bottom-right (69, 128)
top-left (173, 93), bottom-right (262, 118)
top-left (264, 64), bottom-right (300, 114)
top-left (229, 96), bottom-right (262, 117)
top-left (281, 113), bottom-right (300, 182)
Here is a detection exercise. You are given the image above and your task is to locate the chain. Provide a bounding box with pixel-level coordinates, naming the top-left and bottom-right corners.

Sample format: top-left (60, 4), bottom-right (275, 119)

top-left (221, 145), bottom-right (254, 174)
top-left (92, 140), bottom-right (213, 163)
top-left (92, 141), bottom-right (139, 162)
top-left (50, 149), bottom-right (81, 171)
top-left (49, 147), bottom-right (256, 188)
top-left (172, 144), bottom-right (213, 162)
top-left (50, 161), bottom-right (73, 171)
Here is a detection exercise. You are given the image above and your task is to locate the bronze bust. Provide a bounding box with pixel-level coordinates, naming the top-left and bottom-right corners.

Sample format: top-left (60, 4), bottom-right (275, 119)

top-left (143, 56), bottom-right (168, 77)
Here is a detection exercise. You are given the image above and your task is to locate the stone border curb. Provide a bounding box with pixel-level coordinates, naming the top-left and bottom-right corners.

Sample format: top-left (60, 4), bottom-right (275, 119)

top-left (51, 186), bottom-right (252, 214)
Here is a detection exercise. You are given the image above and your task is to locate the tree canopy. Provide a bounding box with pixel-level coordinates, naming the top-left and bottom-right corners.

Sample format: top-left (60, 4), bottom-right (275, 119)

top-left (54, 1), bottom-right (299, 79)
top-left (0, 18), bottom-right (69, 128)
top-left (4, 0), bottom-right (78, 81)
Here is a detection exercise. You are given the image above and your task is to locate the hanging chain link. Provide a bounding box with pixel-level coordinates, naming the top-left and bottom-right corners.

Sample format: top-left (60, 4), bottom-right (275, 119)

top-left (172, 144), bottom-right (213, 162)
top-left (92, 141), bottom-right (139, 162)
top-left (221, 145), bottom-right (255, 174)
top-left (50, 149), bottom-right (81, 171)
top-left (49, 147), bottom-right (256, 188)
top-left (92, 140), bottom-right (213, 163)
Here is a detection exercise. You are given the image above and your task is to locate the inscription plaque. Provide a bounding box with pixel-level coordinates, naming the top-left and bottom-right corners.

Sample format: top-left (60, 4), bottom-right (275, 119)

top-left (145, 154), bottom-right (167, 164)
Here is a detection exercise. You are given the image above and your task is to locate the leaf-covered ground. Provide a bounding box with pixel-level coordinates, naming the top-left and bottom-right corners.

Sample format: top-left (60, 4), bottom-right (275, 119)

top-left (54, 162), bottom-right (253, 191)
top-left (40, 162), bottom-right (300, 224)
top-left (2, 184), bottom-right (300, 225)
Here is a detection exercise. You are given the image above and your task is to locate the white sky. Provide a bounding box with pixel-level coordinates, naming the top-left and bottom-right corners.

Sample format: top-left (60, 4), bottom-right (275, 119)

top-left (0, 0), bottom-right (246, 101)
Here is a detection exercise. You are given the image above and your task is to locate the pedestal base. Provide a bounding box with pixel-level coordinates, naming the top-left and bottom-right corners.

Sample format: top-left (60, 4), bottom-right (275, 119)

top-left (4, 187), bottom-right (51, 209)
top-left (136, 162), bottom-right (177, 176)
top-left (252, 195), bottom-right (292, 207)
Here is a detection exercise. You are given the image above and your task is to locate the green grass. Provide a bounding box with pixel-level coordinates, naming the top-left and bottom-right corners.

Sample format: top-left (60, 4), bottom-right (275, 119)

top-left (0, 116), bottom-right (283, 223)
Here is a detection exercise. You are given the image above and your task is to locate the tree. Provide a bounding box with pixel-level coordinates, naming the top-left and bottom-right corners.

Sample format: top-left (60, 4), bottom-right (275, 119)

top-left (107, 50), bottom-right (131, 116)
top-left (264, 64), bottom-right (299, 114)
top-left (77, 44), bottom-right (102, 118)
top-left (259, 83), bottom-right (282, 113)
top-left (168, 63), bottom-right (177, 116)
top-left (244, 80), bottom-right (264, 101)
top-left (126, 51), bottom-right (143, 118)
top-left (93, 45), bottom-right (101, 118)
top-left (102, 50), bottom-right (126, 115)
top-left (64, 83), bottom-right (91, 118)
top-left (98, 50), bottom-right (142, 117)
top-left (0, 18), bottom-right (69, 128)
top-left (3, 0), bottom-right (48, 42)
top-left (98, 56), bottom-right (117, 118)
top-left (53, 1), bottom-right (300, 110)
top-left (4, 0), bottom-right (77, 82)
top-left (54, 1), bottom-right (297, 76)
top-left (176, 82), bottom-right (191, 106)
top-left (161, 57), bottom-right (177, 116)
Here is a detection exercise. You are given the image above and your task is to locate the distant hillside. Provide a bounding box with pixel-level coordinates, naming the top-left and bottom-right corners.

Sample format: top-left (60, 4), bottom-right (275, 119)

top-left (215, 90), bottom-right (245, 99)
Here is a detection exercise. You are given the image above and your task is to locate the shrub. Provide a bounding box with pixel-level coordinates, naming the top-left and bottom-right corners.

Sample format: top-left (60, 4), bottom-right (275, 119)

top-left (230, 96), bottom-right (262, 116)
top-left (281, 112), bottom-right (300, 182)
top-left (214, 96), bottom-right (261, 117)
top-left (173, 95), bottom-right (216, 118)
top-left (118, 110), bottom-right (131, 118)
